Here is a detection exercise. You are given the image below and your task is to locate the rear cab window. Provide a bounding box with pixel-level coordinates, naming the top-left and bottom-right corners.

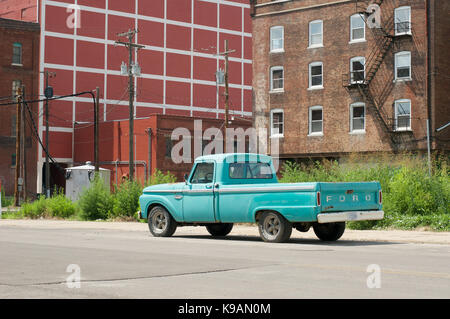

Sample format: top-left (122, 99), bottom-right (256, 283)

top-left (229, 162), bottom-right (273, 179)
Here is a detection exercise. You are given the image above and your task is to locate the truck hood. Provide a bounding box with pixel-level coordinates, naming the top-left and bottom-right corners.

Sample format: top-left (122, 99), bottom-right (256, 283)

top-left (143, 182), bottom-right (184, 193)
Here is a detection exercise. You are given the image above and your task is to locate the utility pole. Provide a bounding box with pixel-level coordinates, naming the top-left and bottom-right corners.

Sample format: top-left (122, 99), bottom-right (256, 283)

top-left (21, 85), bottom-right (27, 201)
top-left (115, 29), bottom-right (144, 181)
top-left (219, 40), bottom-right (235, 152)
top-left (14, 87), bottom-right (22, 207)
top-left (94, 87), bottom-right (100, 173)
top-left (42, 71), bottom-right (55, 197)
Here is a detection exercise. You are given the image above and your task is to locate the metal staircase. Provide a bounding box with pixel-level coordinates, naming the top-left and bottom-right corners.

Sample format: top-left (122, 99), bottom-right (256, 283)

top-left (344, 0), bottom-right (413, 149)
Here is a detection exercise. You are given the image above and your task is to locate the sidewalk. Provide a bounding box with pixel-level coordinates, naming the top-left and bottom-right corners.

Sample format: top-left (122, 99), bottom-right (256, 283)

top-left (1, 219), bottom-right (449, 245)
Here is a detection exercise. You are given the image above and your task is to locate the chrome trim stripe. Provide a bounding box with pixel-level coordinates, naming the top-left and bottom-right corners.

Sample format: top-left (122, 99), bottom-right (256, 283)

top-left (317, 211), bottom-right (384, 224)
top-left (218, 186), bottom-right (315, 193)
top-left (144, 185), bottom-right (315, 194)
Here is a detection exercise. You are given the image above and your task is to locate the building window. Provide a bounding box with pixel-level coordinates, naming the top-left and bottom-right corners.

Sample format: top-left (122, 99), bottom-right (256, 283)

top-left (395, 6), bottom-right (411, 35)
top-left (350, 57), bottom-right (365, 84)
top-left (270, 26), bottom-right (284, 52)
top-left (309, 62), bottom-right (323, 89)
top-left (309, 20), bottom-right (323, 48)
top-left (309, 106), bottom-right (323, 135)
top-left (350, 14), bottom-right (365, 42)
top-left (350, 103), bottom-right (366, 133)
top-left (270, 109), bottom-right (284, 137)
top-left (11, 154), bottom-right (16, 167)
top-left (12, 80), bottom-right (21, 101)
top-left (270, 66), bottom-right (284, 92)
top-left (395, 51), bottom-right (411, 80)
top-left (12, 43), bottom-right (22, 65)
top-left (395, 99), bottom-right (411, 131)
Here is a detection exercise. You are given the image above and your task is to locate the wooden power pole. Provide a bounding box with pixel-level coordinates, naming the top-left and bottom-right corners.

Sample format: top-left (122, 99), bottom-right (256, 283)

top-left (14, 87), bottom-right (22, 207)
top-left (220, 40), bottom-right (235, 151)
top-left (115, 29), bottom-right (144, 181)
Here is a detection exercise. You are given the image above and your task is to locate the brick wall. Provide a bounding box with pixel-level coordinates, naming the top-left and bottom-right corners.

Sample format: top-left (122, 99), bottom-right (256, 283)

top-left (0, 18), bottom-right (40, 196)
top-left (432, 0), bottom-right (450, 150)
top-left (252, 0), bottom-right (440, 159)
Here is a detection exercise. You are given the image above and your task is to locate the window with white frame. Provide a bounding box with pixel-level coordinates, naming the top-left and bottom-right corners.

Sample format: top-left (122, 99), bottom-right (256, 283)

top-left (350, 14), bottom-right (365, 42)
top-left (12, 43), bottom-right (22, 65)
top-left (350, 103), bottom-right (365, 133)
top-left (270, 26), bottom-right (284, 52)
top-left (309, 106), bottom-right (323, 135)
top-left (12, 80), bottom-right (21, 101)
top-left (395, 6), bottom-right (411, 35)
top-left (270, 109), bottom-right (284, 137)
top-left (395, 99), bottom-right (411, 131)
top-left (350, 57), bottom-right (365, 84)
top-left (309, 20), bottom-right (323, 48)
top-left (395, 51), bottom-right (411, 80)
top-left (270, 66), bottom-right (284, 91)
top-left (309, 62), bottom-right (323, 88)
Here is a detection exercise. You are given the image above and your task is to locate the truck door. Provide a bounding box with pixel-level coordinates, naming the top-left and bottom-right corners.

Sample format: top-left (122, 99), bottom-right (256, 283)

top-left (182, 161), bottom-right (216, 222)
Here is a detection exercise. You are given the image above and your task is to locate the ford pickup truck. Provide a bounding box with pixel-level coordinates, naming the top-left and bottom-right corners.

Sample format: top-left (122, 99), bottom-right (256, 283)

top-left (138, 153), bottom-right (384, 243)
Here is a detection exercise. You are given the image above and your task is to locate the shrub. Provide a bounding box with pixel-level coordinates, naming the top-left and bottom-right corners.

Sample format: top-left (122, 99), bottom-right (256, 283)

top-left (20, 195), bottom-right (47, 219)
top-left (279, 153), bottom-right (449, 231)
top-left (112, 180), bottom-right (143, 219)
top-left (46, 189), bottom-right (76, 218)
top-left (18, 189), bottom-right (76, 219)
top-left (77, 175), bottom-right (114, 220)
top-left (145, 169), bottom-right (177, 186)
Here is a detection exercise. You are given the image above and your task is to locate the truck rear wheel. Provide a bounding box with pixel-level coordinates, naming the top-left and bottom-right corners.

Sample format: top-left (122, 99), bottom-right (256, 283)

top-left (258, 212), bottom-right (292, 243)
top-left (313, 222), bottom-right (346, 241)
top-left (206, 223), bottom-right (233, 237)
top-left (148, 206), bottom-right (177, 237)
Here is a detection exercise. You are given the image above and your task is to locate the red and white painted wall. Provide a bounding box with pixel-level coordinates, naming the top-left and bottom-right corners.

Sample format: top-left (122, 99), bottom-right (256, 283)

top-left (1, 0), bottom-right (252, 192)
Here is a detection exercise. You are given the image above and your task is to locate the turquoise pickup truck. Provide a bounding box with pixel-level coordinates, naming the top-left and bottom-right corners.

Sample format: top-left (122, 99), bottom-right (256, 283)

top-left (139, 153), bottom-right (384, 243)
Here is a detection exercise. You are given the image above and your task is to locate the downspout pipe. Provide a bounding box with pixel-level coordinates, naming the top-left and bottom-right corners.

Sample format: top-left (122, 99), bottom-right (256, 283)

top-left (426, 0), bottom-right (433, 150)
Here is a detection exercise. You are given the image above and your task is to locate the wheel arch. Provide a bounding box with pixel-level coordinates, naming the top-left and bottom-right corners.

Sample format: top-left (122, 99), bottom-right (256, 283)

top-left (145, 201), bottom-right (177, 221)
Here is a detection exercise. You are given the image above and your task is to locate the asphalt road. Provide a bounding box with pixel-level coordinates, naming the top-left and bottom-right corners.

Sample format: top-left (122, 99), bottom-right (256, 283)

top-left (0, 220), bottom-right (449, 299)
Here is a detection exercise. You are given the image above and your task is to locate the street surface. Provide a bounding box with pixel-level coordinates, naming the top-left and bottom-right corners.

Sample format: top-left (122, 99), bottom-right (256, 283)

top-left (0, 220), bottom-right (449, 299)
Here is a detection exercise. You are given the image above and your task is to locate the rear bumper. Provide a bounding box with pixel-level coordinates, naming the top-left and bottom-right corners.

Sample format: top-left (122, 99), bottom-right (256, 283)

top-left (317, 211), bottom-right (384, 224)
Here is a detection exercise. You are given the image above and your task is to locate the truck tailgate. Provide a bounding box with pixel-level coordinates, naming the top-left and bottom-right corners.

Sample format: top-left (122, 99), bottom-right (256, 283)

top-left (319, 182), bottom-right (381, 212)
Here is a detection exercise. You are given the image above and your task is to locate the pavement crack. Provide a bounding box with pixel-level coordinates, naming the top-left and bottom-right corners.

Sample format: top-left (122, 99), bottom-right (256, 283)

top-left (0, 264), bottom-right (278, 287)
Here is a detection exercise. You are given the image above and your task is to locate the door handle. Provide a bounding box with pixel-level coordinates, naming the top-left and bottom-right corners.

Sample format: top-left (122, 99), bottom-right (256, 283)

top-left (205, 185), bottom-right (213, 189)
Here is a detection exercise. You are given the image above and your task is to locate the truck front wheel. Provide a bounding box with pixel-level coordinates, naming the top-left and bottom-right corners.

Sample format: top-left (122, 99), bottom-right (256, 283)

top-left (313, 222), bottom-right (346, 241)
top-left (206, 223), bottom-right (233, 237)
top-left (148, 206), bottom-right (177, 237)
top-left (258, 212), bottom-right (292, 243)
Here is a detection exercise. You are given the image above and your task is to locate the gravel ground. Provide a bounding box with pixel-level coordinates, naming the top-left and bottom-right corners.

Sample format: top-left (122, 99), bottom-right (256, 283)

top-left (1, 219), bottom-right (449, 244)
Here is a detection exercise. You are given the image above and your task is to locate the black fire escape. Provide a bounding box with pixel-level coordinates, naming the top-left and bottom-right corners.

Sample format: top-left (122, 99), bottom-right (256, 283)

top-left (343, 0), bottom-right (413, 150)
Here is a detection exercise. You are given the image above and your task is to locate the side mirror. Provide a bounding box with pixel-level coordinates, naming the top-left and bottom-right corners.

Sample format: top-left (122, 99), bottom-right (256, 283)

top-left (184, 173), bottom-right (189, 184)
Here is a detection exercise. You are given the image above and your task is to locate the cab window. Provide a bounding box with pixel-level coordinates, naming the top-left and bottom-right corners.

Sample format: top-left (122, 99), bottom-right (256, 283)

top-left (229, 162), bottom-right (273, 179)
top-left (190, 162), bottom-right (214, 184)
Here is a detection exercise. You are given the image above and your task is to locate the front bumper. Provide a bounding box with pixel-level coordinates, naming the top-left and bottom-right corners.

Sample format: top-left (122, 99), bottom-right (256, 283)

top-left (317, 211), bottom-right (384, 224)
top-left (137, 211), bottom-right (142, 219)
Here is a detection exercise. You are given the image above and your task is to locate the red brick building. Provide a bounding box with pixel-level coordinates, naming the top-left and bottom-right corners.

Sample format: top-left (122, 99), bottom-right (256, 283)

top-left (251, 0), bottom-right (450, 161)
top-left (74, 114), bottom-right (252, 185)
top-left (0, 0), bottom-right (253, 193)
top-left (0, 18), bottom-right (40, 197)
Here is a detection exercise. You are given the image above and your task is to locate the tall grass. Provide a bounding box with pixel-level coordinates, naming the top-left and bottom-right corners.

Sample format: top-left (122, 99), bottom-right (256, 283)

top-left (279, 153), bottom-right (449, 231)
